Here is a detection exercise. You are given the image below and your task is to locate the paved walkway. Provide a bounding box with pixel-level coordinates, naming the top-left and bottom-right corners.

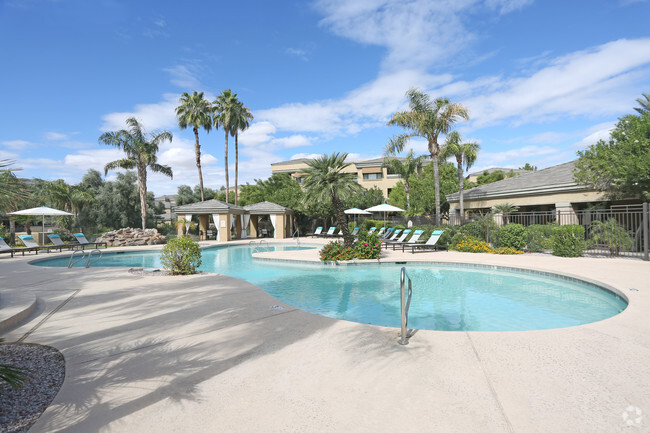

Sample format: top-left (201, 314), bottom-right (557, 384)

top-left (1, 240), bottom-right (649, 432)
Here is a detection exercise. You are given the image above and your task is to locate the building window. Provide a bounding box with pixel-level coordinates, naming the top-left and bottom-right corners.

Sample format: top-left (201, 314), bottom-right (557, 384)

top-left (363, 172), bottom-right (383, 180)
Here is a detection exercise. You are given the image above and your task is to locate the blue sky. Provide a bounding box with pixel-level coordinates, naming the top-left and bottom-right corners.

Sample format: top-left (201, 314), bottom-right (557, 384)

top-left (2, 0), bottom-right (650, 196)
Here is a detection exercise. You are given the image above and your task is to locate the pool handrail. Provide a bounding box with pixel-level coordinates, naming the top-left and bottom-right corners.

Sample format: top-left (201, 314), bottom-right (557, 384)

top-left (399, 266), bottom-right (414, 345)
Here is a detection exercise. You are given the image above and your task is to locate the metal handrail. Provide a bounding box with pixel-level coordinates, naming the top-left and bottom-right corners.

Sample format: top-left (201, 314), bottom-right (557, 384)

top-left (398, 267), bottom-right (414, 345)
top-left (86, 249), bottom-right (102, 268)
top-left (293, 228), bottom-right (301, 246)
top-left (249, 240), bottom-right (258, 253)
top-left (68, 250), bottom-right (86, 268)
top-left (259, 240), bottom-right (269, 252)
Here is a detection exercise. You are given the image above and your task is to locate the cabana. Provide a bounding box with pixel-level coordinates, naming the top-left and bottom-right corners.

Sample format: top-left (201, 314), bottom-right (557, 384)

top-left (243, 201), bottom-right (295, 239)
top-left (173, 200), bottom-right (247, 242)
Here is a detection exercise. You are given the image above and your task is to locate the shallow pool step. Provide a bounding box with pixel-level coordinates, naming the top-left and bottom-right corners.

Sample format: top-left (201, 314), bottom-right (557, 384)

top-left (0, 291), bottom-right (37, 333)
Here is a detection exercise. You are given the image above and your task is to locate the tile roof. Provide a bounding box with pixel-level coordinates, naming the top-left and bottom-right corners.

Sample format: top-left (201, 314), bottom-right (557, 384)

top-left (447, 161), bottom-right (591, 202)
top-left (172, 199), bottom-right (247, 214)
top-left (244, 201), bottom-right (294, 214)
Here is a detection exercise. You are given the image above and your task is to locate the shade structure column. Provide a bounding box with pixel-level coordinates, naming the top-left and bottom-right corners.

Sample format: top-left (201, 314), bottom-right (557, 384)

top-left (217, 214), bottom-right (231, 242)
top-left (249, 215), bottom-right (259, 238)
top-left (199, 214), bottom-right (209, 240)
top-left (235, 214), bottom-right (242, 239)
top-left (177, 215), bottom-right (185, 237)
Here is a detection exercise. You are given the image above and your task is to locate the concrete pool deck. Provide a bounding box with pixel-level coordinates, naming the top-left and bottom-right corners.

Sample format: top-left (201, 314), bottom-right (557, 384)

top-left (1, 239), bottom-right (649, 432)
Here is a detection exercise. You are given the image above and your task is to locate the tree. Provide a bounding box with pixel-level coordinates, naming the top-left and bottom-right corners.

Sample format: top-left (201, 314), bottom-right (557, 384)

top-left (382, 151), bottom-right (424, 211)
top-left (520, 163), bottom-right (537, 171)
top-left (441, 131), bottom-right (480, 224)
top-left (176, 91), bottom-right (212, 201)
top-left (386, 88), bottom-right (469, 225)
top-left (302, 153), bottom-right (363, 247)
top-left (231, 99), bottom-right (253, 206)
top-left (634, 92), bottom-right (650, 115)
top-left (99, 117), bottom-right (173, 229)
top-left (0, 160), bottom-right (29, 213)
top-left (492, 202), bottom-right (518, 225)
top-left (574, 112), bottom-right (650, 201)
top-left (476, 169), bottom-right (518, 185)
top-left (213, 89), bottom-right (239, 203)
top-left (342, 186), bottom-right (384, 211)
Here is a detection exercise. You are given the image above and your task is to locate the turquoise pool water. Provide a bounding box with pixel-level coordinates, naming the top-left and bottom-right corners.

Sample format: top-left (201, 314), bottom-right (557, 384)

top-left (33, 244), bottom-right (627, 331)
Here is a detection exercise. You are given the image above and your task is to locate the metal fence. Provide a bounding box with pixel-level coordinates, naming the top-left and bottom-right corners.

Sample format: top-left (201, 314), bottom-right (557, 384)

top-left (387, 203), bottom-right (650, 260)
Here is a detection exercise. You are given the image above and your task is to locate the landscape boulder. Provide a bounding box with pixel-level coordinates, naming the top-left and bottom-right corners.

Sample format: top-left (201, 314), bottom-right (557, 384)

top-left (95, 228), bottom-right (167, 247)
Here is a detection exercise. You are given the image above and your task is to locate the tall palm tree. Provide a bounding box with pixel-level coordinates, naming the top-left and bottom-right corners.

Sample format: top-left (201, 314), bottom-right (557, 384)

top-left (302, 153), bottom-right (363, 247)
top-left (382, 150), bottom-right (424, 211)
top-left (213, 89), bottom-right (239, 203)
top-left (386, 88), bottom-right (469, 225)
top-left (99, 117), bottom-right (173, 230)
top-left (440, 131), bottom-right (480, 224)
top-left (231, 100), bottom-right (253, 206)
top-left (0, 160), bottom-right (29, 214)
top-left (175, 91), bottom-right (212, 201)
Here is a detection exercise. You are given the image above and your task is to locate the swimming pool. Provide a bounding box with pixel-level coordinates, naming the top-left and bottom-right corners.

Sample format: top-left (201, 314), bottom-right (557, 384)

top-left (32, 244), bottom-right (627, 331)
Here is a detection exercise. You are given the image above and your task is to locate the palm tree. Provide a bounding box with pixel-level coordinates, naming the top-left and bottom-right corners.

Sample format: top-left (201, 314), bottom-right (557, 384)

top-left (175, 91), bottom-right (212, 201)
top-left (634, 92), bottom-right (650, 115)
top-left (441, 131), bottom-right (480, 224)
top-left (213, 89), bottom-right (239, 203)
top-left (0, 160), bottom-right (29, 213)
top-left (386, 88), bottom-right (469, 225)
top-left (302, 153), bottom-right (363, 247)
top-left (382, 151), bottom-right (424, 211)
top-left (99, 117), bottom-right (173, 230)
top-left (231, 99), bottom-right (253, 206)
top-left (492, 202), bottom-right (518, 225)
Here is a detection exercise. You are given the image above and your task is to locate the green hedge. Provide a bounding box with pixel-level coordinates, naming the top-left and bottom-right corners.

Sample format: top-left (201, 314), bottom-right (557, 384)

top-left (496, 223), bottom-right (526, 250)
top-left (551, 225), bottom-right (584, 257)
top-left (524, 224), bottom-right (556, 252)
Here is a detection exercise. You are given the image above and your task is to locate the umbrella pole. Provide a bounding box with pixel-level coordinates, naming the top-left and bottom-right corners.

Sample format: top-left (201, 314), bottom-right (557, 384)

top-left (42, 215), bottom-right (45, 245)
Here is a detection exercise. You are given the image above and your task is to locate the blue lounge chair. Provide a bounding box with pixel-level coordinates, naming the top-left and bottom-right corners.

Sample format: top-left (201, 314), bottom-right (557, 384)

top-left (73, 233), bottom-right (107, 249)
top-left (0, 236), bottom-right (35, 257)
top-left (311, 227), bottom-right (323, 237)
top-left (47, 234), bottom-right (79, 252)
top-left (383, 229), bottom-right (411, 249)
top-left (403, 230), bottom-right (445, 253)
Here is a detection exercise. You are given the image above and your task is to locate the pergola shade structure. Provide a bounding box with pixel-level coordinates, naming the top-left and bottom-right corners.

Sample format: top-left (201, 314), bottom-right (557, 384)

top-left (173, 199), bottom-right (247, 242)
top-left (243, 201), bottom-right (295, 239)
top-left (172, 199), bottom-right (295, 241)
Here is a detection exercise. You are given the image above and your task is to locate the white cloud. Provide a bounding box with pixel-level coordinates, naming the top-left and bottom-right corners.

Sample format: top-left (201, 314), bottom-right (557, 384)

top-left (464, 38), bottom-right (650, 127)
top-left (290, 153), bottom-right (322, 160)
top-left (63, 149), bottom-right (125, 171)
top-left (485, 0), bottom-right (534, 14)
top-left (45, 132), bottom-right (68, 141)
top-left (239, 121), bottom-right (277, 146)
top-left (271, 135), bottom-right (312, 148)
top-left (1, 140), bottom-right (32, 150)
top-left (163, 65), bottom-right (200, 89)
top-left (286, 48), bottom-right (309, 61)
top-left (572, 122), bottom-right (615, 149)
top-left (478, 145), bottom-right (557, 166)
top-left (100, 93), bottom-right (180, 132)
top-left (0, 149), bottom-right (20, 160)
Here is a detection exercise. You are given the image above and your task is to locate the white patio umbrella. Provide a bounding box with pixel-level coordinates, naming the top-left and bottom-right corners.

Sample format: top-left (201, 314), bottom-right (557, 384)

top-left (344, 207), bottom-right (371, 227)
top-left (364, 203), bottom-right (405, 228)
top-left (9, 206), bottom-right (73, 243)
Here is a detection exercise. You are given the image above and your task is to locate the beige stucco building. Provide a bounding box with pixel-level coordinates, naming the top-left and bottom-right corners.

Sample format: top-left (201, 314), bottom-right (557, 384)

top-left (271, 156), bottom-right (427, 199)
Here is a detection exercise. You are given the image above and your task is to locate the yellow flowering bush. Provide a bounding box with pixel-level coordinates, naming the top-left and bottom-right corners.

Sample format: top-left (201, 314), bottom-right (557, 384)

top-left (452, 235), bottom-right (524, 255)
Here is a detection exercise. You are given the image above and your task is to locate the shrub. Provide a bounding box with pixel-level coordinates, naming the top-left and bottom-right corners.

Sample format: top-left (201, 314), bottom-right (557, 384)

top-left (319, 241), bottom-right (345, 261)
top-left (552, 225), bottom-right (584, 257)
top-left (496, 223), bottom-right (526, 250)
top-left (454, 236), bottom-right (492, 253)
top-left (160, 236), bottom-right (202, 275)
top-left (354, 232), bottom-right (381, 259)
top-left (449, 232), bottom-right (466, 249)
top-left (157, 223), bottom-right (175, 236)
top-left (588, 218), bottom-right (635, 256)
top-left (492, 247), bottom-right (525, 255)
top-left (525, 224), bottom-right (556, 252)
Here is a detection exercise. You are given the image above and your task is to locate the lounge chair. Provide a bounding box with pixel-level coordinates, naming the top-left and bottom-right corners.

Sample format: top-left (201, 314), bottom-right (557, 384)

top-left (350, 227), bottom-right (360, 237)
top-left (399, 229), bottom-right (424, 250)
top-left (0, 236), bottom-right (35, 257)
top-left (383, 229), bottom-right (411, 250)
top-left (311, 227), bottom-right (323, 237)
top-left (321, 227), bottom-right (336, 237)
top-left (73, 233), bottom-right (108, 249)
top-left (384, 228), bottom-right (402, 242)
top-left (377, 227), bottom-right (385, 237)
top-left (18, 235), bottom-right (54, 253)
top-left (381, 227), bottom-right (395, 239)
top-left (47, 234), bottom-right (80, 252)
top-left (403, 230), bottom-right (445, 253)
top-left (367, 227), bottom-right (377, 235)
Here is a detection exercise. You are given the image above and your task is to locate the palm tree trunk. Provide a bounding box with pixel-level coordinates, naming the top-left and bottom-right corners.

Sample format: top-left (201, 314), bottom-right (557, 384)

top-left (332, 193), bottom-right (351, 247)
top-left (193, 127), bottom-right (205, 201)
top-left (431, 145), bottom-right (441, 226)
top-left (457, 156), bottom-right (464, 225)
top-left (235, 131), bottom-right (239, 206)
top-left (224, 131), bottom-right (230, 204)
top-left (405, 181), bottom-right (411, 211)
top-left (138, 164), bottom-right (147, 230)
